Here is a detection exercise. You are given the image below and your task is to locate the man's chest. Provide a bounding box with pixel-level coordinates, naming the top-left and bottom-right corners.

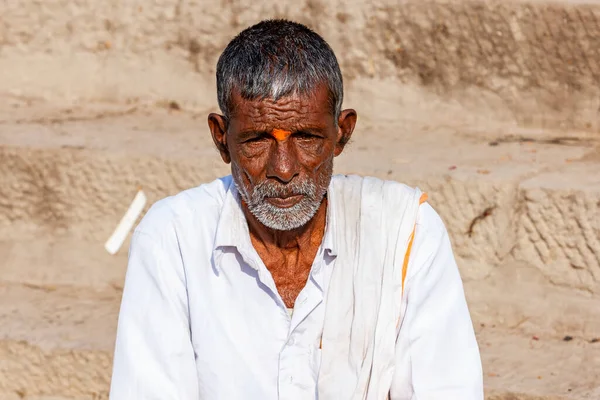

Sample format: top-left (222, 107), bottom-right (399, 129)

top-left (182, 248), bottom-right (334, 399)
top-left (251, 242), bottom-right (320, 309)
top-left (267, 264), bottom-right (312, 308)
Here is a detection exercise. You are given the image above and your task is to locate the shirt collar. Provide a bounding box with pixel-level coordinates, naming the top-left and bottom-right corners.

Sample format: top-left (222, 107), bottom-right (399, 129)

top-left (213, 177), bottom-right (252, 250)
top-left (322, 182), bottom-right (337, 257)
top-left (212, 175), bottom-right (338, 268)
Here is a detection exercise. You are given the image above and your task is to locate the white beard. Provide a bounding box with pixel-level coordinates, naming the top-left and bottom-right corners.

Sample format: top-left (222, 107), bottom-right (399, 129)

top-left (231, 159), bottom-right (332, 231)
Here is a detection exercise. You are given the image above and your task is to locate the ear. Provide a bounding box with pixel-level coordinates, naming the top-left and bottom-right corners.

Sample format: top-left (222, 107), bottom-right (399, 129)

top-left (334, 109), bottom-right (357, 157)
top-left (208, 113), bottom-right (231, 164)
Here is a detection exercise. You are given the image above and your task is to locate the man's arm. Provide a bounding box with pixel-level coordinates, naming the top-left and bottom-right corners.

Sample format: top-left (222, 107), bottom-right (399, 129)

top-left (110, 229), bottom-right (199, 399)
top-left (390, 204), bottom-right (483, 400)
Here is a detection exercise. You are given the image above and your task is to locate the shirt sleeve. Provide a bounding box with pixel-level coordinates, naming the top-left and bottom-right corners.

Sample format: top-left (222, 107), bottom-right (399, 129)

top-left (109, 229), bottom-right (199, 399)
top-left (390, 204), bottom-right (484, 400)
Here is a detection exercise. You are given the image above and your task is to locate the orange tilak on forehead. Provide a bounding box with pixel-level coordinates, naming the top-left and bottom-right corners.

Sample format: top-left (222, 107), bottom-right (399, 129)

top-left (271, 128), bottom-right (293, 141)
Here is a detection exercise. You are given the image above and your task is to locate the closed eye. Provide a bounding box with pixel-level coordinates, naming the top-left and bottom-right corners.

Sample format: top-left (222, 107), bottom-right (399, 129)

top-left (241, 133), bottom-right (269, 143)
top-left (295, 131), bottom-right (322, 139)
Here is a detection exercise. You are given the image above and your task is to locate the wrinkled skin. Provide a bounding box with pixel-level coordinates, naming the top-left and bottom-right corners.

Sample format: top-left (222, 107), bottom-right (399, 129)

top-left (208, 84), bottom-right (357, 307)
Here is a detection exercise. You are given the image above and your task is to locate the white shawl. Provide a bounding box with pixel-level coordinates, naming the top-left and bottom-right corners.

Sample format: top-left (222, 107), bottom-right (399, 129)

top-left (318, 175), bottom-right (424, 400)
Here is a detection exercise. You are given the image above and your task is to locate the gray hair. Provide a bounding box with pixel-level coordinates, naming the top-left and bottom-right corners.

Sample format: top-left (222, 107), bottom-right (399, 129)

top-left (216, 19), bottom-right (343, 122)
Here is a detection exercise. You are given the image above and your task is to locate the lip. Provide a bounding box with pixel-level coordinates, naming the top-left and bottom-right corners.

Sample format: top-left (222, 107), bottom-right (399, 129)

top-left (265, 194), bottom-right (303, 208)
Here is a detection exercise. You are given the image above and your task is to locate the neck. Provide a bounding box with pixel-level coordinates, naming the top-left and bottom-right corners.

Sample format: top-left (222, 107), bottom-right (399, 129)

top-left (242, 197), bottom-right (328, 252)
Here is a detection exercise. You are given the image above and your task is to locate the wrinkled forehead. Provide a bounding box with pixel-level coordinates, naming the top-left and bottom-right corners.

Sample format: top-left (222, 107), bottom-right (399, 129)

top-left (228, 84), bottom-right (335, 132)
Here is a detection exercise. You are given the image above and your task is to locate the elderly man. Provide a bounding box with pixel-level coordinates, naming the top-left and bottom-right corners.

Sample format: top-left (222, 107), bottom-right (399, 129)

top-left (110, 20), bottom-right (483, 399)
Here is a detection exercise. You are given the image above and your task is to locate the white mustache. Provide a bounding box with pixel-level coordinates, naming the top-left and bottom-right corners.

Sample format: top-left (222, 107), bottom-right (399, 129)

top-left (251, 179), bottom-right (316, 201)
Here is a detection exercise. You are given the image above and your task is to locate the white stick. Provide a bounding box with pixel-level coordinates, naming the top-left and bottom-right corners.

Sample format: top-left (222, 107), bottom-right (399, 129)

top-left (104, 189), bottom-right (147, 255)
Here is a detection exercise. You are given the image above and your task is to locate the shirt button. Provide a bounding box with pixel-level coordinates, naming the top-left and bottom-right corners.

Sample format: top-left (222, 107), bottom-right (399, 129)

top-left (288, 337), bottom-right (296, 346)
top-left (289, 376), bottom-right (294, 383)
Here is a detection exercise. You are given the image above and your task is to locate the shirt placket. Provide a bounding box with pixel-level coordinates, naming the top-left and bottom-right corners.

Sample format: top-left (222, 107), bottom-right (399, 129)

top-left (278, 255), bottom-right (326, 399)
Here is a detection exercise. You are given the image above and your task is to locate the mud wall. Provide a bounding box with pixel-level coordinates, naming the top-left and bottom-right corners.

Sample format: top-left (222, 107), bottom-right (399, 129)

top-left (1, 0), bottom-right (600, 132)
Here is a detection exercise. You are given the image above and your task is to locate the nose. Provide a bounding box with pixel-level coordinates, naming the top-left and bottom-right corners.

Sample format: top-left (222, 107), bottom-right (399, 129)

top-left (266, 139), bottom-right (300, 184)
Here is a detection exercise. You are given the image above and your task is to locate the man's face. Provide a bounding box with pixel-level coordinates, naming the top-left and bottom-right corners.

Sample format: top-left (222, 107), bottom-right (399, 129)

top-left (209, 84), bottom-right (356, 231)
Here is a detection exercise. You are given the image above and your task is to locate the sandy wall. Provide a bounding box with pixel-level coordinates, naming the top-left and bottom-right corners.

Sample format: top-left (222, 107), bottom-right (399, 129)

top-left (1, 0), bottom-right (600, 133)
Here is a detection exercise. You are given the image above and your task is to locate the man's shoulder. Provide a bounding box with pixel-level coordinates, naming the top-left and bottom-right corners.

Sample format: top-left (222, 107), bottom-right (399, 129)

top-left (331, 174), bottom-right (420, 200)
top-left (332, 174), bottom-right (446, 232)
top-left (135, 176), bottom-right (233, 239)
top-left (415, 202), bottom-right (446, 237)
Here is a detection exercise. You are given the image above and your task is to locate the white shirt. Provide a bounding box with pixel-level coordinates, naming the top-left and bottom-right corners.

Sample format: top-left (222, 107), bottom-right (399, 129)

top-left (110, 175), bottom-right (483, 399)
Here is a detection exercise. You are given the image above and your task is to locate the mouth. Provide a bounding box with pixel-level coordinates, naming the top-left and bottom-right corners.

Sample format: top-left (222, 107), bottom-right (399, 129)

top-left (265, 194), bottom-right (303, 208)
